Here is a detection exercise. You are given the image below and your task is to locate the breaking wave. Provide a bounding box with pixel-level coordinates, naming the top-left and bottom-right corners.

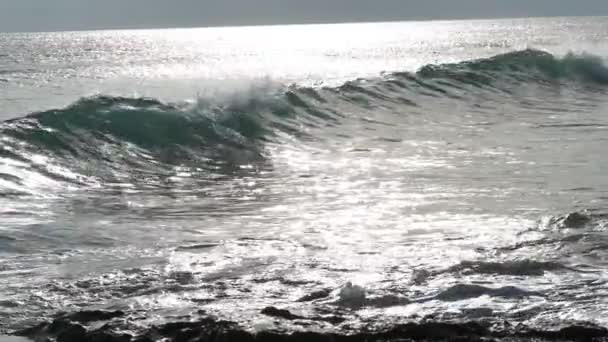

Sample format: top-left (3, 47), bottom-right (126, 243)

top-left (1, 49), bottom-right (607, 194)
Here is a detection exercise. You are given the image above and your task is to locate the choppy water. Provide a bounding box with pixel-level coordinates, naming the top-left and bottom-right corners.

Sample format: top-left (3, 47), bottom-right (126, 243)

top-left (2, 16), bottom-right (608, 339)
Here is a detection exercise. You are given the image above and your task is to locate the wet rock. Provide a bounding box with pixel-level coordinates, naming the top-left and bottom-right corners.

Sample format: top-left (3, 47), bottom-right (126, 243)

top-left (222, 330), bottom-right (255, 342)
top-left (13, 322), bottom-right (47, 338)
top-left (157, 321), bottom-right (201, 337)
top-left (153, 317), bottom-right (243, 341)
top-left (311, 315), bottom-right (346, 325)
top-left (279, 279), bottom-right (316, 286)
top-left (65, 310), bottom-right (125, 324)
top-left (255, 331), bottom-right (337, 342)
top-left (451, 260), bottom-right (564, 277)
top-left (176, 243), bottom-right (219, 251)
top-left (392, 321), bottom-right (489, 340)
top-left (561, 212), bottom-right (591, 228)
top-left (296, 289), bottom-right (331, 302)
top-left (411, 269), bottom-right (432, 285)
top-left (558, 325), bottom-right (608, 339)
top-left (261, 307), bottom-right (304, 320)
top-left (435, 284), bottom-right (541, 302)
top-left (169, 271), bottom-right (195, 285)
top-left (87, 330), bottom-right (132, 342)
top-left (288, 331), bottom-right (337, 342)
top-left (337, 282), bottom-right (366, 307)
top-left (131, 338), bottom-right (155, 342)
top-left (0, 300), bottom-right (21, 308)
top-left (462, 307), bottom-right (494, 319)
top-left (48, 319), bottom-right (78, 334)
top-left (55, 323), bottom-right (87, 342)
top-left (366, 294), bottom-right (409, 308)
top-left (519, 324), bottom-right (608, 340)
top-left (15, 319), bottom-right (87, 342)
top-left (14, 308), bottom-right (608, 342)
top-left (491, 286), bottom-right (543, 298)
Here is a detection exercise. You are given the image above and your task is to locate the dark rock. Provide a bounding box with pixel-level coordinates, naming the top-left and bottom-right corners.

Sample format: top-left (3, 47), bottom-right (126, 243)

top-left (384, 322), bottom-right (488, 340)
top-left (562, 212), bottom-right (591, 228)
top-left (261, 307), bottom-right (303, 320)
top-left (157, 321), bottom-right (202, 340)
top-left (48, 319), bottom-right (77, 334)
top-left (255, 331), bottom-right (286, 342)
top-left (289, 331), bottom-right (336, 342)
top-left (521, 324), bottom-right (608, 340)
top-left (132, 338), bottom-right (155, 342)
top-left (87, 330), bottom-right (132, 342)
top-left (14, 322), bottom-right (48, 337)
top-left (296, 289), bottom-right (331, 302)
top-left (558, 325), bottom-right (608, 339)
top-left (14, 307), bottom-right (608, 342)
top-left (176, 243), bottom-right (219, 251)
top-left (435, 284), bottom-right (540, 302)
top-left (174, 328), bottom-right (200, 341)
top-left (65, 310), bottom-right (125, 324)
top-left (153, 318), bottom-right (243, 341)
top-left (366, 295), bottom-right (409, 308)
top-left (55, 323), bottom-right (86, 342)
top-left (169, 271), bottom-right (195, 285)
top-left (222, 330), bottom-right (255, 342)
top-left (279, 279), bottom-right (316, 286)
top-left (451, 260), bottom-right (563, 277)
top-left (312, 315), bottom-right (346, 325)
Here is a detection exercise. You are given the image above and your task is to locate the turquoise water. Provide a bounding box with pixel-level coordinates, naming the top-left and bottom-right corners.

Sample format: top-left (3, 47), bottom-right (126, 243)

top-left (2, 17), bottom-right (608, 336)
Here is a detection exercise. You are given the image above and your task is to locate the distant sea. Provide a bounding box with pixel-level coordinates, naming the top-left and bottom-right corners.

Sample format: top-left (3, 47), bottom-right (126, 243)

top-left (2, 17), bottom-right (608, 341)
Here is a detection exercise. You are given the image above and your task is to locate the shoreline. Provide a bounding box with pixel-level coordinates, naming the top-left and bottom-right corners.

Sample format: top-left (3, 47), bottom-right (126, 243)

top-left (9, 309), bottom-right (608, 342)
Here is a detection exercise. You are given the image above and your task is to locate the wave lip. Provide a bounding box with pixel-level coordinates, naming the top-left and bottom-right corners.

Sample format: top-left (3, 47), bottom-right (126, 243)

top-left (2, 49), bottom-right (608, 193)
top-left (2, 95), bottom-right (269, 159)
top-left (0, 94), bottom-right (288, 191)
top-left (415, 48), bottom-right (608, 86)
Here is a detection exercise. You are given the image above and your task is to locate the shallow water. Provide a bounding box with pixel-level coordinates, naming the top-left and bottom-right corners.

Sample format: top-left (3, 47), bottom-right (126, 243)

top-left (2, 16), bottom-right (608, 338)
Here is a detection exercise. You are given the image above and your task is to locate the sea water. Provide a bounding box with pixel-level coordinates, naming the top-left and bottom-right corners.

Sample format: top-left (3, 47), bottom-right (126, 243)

top-left (2, 16), bottom-right (608, 338)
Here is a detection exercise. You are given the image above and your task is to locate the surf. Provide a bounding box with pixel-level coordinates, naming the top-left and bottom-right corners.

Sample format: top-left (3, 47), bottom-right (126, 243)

top-left (1, 49), bottom-right (607, 195)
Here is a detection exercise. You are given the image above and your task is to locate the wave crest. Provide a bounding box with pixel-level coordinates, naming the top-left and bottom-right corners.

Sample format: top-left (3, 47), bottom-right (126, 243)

top-left (2, 49), bottom-right (608, 193)
top-left (416, 49), bottom-right (608, 86)
top-left (0, 94), bottom-right (295, 192)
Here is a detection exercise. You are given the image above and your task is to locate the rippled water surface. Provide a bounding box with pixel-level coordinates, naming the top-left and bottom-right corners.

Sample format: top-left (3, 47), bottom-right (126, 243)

top-left (2, 16), bottom-right (608, 338)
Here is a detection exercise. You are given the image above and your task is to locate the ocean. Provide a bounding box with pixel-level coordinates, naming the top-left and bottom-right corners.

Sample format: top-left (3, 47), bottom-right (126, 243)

top-left (2, 16), bottom-right (608, 341)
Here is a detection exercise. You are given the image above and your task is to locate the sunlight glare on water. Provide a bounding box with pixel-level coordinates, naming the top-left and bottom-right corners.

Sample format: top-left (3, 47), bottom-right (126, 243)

top-left (2, 16), bottom-right (608, 338)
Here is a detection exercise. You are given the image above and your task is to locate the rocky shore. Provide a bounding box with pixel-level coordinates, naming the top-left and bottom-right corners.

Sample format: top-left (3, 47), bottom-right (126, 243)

top-left (8, 308), bottom-right (608, 342)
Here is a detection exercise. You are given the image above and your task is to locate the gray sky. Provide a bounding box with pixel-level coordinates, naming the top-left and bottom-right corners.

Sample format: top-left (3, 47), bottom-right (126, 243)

top-left (1, 0), bottom-right (607, 32)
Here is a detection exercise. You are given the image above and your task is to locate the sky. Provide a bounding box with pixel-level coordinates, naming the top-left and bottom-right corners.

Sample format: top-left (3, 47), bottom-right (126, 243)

top-left (0, 0), bottom-right (607, 32)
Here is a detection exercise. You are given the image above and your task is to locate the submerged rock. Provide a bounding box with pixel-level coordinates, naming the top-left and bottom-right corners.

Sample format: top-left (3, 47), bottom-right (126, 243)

top-left (449, 260), bottom-right (564, 277)
top-left (435, 284), bottom-right (542, 302)
top-left (261, 307), bottom-right (304, 320)
top-left (296, 289), bottom-right (331, 302)
top-left (66, 310), bottom-right (125, 324)
top-left (518, 324), bottom-right (608, 341)
top-left (337, 282), bottom-right (366, 307)
top-left (561, 212), bottom-right (591, 228)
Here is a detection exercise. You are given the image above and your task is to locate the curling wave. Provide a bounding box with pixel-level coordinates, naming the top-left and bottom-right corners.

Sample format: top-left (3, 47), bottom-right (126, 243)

top-left (0, 93), bottom-right (312, 192)
top-left (415, 48), bottom-right (608, 86)
top-left (1, 49), bottom-right (607, 194)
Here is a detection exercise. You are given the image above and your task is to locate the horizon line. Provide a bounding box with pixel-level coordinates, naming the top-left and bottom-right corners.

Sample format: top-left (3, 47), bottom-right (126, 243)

top-left (0, 14), bottom-right (605, 35)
